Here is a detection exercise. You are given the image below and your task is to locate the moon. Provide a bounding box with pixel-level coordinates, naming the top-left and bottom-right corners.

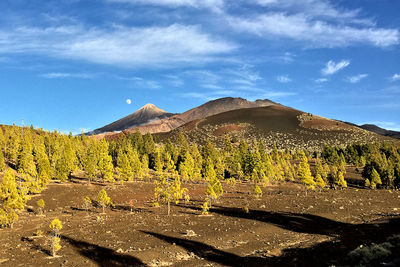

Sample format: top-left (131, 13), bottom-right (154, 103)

top-left (126, 99), bottom-right (132, 104)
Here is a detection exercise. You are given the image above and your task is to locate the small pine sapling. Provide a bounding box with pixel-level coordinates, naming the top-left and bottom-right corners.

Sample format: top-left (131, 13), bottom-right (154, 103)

top-left (97, 189), bottom-right (114, 214)
top-left (49, 218), bottom-right (62, 257)
top-left (129, 199), bottom-right (134, 213)
top-left (201, 200), bottom-right (210, 215)
top-left (365, 179), bottom-right (371, 188)
top-left (37, 199), bottom-right (45, 215)
top-left (83, 196), bottom-right (92, 216)
top-left (254, 184), bottom-right (262, 198)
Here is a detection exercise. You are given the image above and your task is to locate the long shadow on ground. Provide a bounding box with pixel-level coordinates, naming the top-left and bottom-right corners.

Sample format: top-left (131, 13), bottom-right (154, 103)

top-left (175, 204), bottom-right (400, 266)
top-left (142, 230), bottom-right (270, 267)
top-left (60, 235), bottom-right (145, 267)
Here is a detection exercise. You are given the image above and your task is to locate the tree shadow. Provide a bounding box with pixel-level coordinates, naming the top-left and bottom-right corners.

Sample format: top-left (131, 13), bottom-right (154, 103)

top-left (112, 204), bottom-right (153, 214)
top-left (60, 235), bottom-right (145, 266)
top-left (177, 203), bottom-right (400, 265)
top-left (141, 231), bottom-right (270, 267)
top-left (21, 236), bottom-right (52, 256)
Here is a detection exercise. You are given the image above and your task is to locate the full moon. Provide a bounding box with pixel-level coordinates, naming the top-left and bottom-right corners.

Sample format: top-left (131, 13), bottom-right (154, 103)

top-left (126, 99), bottom-right (132, 104)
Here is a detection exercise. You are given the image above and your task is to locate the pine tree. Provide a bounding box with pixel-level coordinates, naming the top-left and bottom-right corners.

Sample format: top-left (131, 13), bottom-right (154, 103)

top-left (297, 152), bottom-right (315, 188)
top-left (84, 141), bottom-right (98, 182)
top-left (49, 218), bottom-right (62, 257)
top-left (204, 158), bottom-right (223, 206)
top-left (315, 174), bottom-right (326, 188)
top-left (0, 149), bottom-right (5, 172)
top-left (336, 171), bottom-right (347, 188)
top-left (16, 137), bottom-right (37, 177)
top-left (254, 184), bottom-right (262, 198)
top-left (0, 169), bottom-right (27, 210)
top-left (370, 168), bottom-right (382, 189)
top-left (97, 139), bottom-right (114, 183)
top-left (117, 152), bottom-right (132, 181)
top-left (154, 172), bottom-right (189, 216)
top-left (37, 199), bottom-right (45, 215)
top-left (35, 142), bottom-right (51, 188)
top-left (129, 148), bottom-right (143, 179)
top-left (97, 189), bottom-right (114, 213)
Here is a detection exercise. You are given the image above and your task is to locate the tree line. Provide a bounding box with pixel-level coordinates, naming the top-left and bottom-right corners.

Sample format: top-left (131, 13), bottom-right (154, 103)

top-left (1, 124), bottom-right (399, 228)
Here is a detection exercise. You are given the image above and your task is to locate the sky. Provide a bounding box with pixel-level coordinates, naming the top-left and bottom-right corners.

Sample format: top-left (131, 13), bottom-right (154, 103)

top-left (0, 0), bottom-right (399, 134)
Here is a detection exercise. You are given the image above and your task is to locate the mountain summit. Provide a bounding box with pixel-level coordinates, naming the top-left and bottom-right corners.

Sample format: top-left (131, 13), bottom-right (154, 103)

top-left (89, 103), bottom-right (174, 135)
top-left (124, 97), bottom-right (278, 134)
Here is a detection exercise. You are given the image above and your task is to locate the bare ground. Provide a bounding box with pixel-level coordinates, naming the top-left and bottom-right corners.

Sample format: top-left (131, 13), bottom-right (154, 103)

top-left (1, 175), bottom-right (400, 267)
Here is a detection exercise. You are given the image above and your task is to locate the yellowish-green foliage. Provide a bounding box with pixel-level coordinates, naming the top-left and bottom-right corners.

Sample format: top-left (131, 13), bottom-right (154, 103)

top-left (84, 140), bottom-right (98, 181)
top-left (97, 189), bottom-right (114, 213)
top-left (98, 139), bottom-right (114, 183)
top-left (370, 168), bottom-right (382, 189)
top-left (154, 163), bottom-right (189, 216)
top-left (336, 171), bottom-right (347, 188)
top-left (297, 152), bottom-right (315, 189)
top-left (254, 184), bottom-right (262, 198)
top-left (226, 177), bottom-right (236, 186)
top-left (49, 218), bottom-right (62, 257)
top-left (315, 174), bottom-right (326, 188)
top-left (0, 208), bottom-right (18, 228)
top-left (0, 149), bottom-right (5, 172)
top-left (0, 169), bottom-right (27, 210)
top-left (17, 137), bottom-right (37, 177)
top-left (201, 200), bottom-right (210, 215)
top-left (365, 178), bottom-right (371, 188)
top-left (204, 158), bottom-right (223, 206)
top-left (83, 196), bottom-right (92, 214)
top-left (117, 151), bottom-right (132, 181)
top-left (37, 199), bottom-right (45, 214)
top-left (34, 142), bottom-right (51, 188)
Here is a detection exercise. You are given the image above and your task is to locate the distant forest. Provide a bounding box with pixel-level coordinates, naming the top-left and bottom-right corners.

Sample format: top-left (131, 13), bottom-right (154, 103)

top-left (1, 124), bottom-right (400, 227)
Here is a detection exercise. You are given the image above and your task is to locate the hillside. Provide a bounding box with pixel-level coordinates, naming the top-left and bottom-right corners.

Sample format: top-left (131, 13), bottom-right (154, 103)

top-left (89, 104), bottom-right (175, 135)
top-left (359, 124), bottom-right (400, 139)
top-left (124, 97), bottom-right (277, 134)
top-left (158, 105), bottom-right (394, 151)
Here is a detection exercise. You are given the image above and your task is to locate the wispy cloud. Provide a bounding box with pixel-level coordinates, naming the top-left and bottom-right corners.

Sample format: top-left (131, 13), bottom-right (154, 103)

top-left (276, 75), bottom-right (291, 83)
top-left (390, 73), bottom-right (400, 82)
top-left (346, 74), bottom-right (368, 83)
top-left (0, 24), bottom-right (236, 68)
top-left (40, 72), bottom-right (93, 79)
top-left (321, 60), bottom-right (350, 75)
top-left (227, 12), bottom-right (398, 48)
top-left (315, 78), bottom-right (328, 83)
top-left (105, 0), bottom-right (225, 13)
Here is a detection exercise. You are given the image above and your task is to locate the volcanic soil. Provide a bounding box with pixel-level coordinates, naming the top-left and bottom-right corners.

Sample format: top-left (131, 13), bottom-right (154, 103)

top-left (1, 171), bottom-right (400, 266)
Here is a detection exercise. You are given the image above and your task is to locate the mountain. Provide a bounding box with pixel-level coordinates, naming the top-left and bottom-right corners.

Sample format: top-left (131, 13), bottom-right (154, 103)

top-left (359, 124), bottom-right (400, 139)
top-left (156, 105), bottom-right (397, 151)
top-left (89, 104), bottom-right (175, 135)
top-left (124, 97), bottom-right (278, 134)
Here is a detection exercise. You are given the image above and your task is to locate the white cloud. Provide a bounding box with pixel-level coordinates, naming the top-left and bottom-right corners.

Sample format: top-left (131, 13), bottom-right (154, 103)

top-left (0, 24), bottom-right (236, 68)
top-left (126, 99), bottom-right (132, 104)
top-left (315, 78), bottom-right (328, 83)
top-left (347, 74), bottom-right (368, 83)
top-left (227, 13), bottom-right (399, 48)
top-left (391, 73), bottom-right (400, 82)
top-left (277, 75), bottom-right (291, 83)
top-left (321, 60), bottom-right (350, 75)
top-left (254, 0), bottom-right (361, 21)
top-left (106, 0), bottom-right (225, 12)
top-left (40, 72), bottom-right (92, 79)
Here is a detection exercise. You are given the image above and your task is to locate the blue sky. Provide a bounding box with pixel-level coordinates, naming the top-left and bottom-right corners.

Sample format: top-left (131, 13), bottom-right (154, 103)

top-left (0, 0), bottom-right (399, 134)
